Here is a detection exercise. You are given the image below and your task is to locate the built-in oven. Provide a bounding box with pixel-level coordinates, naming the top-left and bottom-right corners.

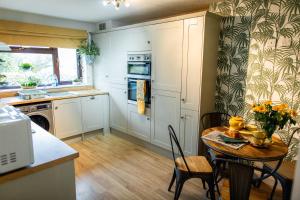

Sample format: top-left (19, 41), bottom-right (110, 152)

top-left (128, 77), bottom-right (151, 107)
top-left (127, 53), bottom-right (151, 78)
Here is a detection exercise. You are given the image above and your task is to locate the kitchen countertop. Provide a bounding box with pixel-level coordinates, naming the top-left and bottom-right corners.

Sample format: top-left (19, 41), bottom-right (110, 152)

top-left (0, 89), bottom-right (109, 106)
top-left (0, 122), bottom-right (79, 185)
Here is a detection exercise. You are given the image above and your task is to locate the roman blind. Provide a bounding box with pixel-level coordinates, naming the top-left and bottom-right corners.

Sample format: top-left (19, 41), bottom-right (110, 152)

top-left (0, 19), bottom-right (87, 48)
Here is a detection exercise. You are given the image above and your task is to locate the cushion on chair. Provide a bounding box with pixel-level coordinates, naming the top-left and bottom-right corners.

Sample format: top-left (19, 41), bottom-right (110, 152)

top-left (265, 160), bottom-right (296, 181)
top-left (175, 156), bottom-right (212, 173)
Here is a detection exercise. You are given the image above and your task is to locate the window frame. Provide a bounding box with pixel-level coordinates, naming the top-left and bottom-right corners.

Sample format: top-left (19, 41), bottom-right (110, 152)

top-left (0, 46), bottom-right (82, 89)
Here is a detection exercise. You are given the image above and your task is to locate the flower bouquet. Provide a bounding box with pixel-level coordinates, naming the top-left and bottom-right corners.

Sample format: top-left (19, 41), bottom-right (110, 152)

top-left (252, 101), bottom-right (297, 142)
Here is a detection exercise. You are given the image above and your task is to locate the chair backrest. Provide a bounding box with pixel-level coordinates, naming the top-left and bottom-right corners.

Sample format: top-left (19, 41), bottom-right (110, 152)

top-left (201, 112), bottom-right (231, 131)
top-left (168, 125), bottom-right (191, 173)
top-left (287, 128), bottom-right (300, 147)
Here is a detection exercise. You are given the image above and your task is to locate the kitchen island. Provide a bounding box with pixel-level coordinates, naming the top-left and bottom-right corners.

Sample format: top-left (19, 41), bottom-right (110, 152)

top-left (0, 122), bottom-right (79, 200)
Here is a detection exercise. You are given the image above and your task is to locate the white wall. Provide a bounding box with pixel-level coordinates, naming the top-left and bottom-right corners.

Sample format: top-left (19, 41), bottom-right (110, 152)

top-left (0, 8), bottom-right (96, 32)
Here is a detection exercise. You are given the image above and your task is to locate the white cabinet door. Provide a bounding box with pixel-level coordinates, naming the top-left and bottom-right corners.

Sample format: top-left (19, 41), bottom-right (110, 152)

top-left (150, 20), bottom-right (183, 92)
top-left (181, 17), bottom-right (204, 111)
top-left (53, 98), bottom-right (83, 139)
top-left (151, 90), bottom-right (181, 150)
top-left (127, 104), bottom-right (151, 141)
top-left (109, 85), bottom-right (128, 132)
top-left (81, 95), bottom-right (104, 133)
top-left (93, 33), bottom-right (111, 90)
top-left (108, 30), bottom-right (128, 85)
top-left (126, 27), bottom-right (151, 52)
top-left (180, 109), bottom-right (199, 156)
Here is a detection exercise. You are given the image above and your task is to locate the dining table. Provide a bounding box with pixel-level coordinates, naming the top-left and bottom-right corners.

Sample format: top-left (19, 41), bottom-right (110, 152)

top-left (201, 127), bottom-right (288, 200)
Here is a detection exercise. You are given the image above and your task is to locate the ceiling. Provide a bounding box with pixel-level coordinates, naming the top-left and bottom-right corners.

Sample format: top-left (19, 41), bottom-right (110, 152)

top-left (0, 0), bottom-right (210, 24)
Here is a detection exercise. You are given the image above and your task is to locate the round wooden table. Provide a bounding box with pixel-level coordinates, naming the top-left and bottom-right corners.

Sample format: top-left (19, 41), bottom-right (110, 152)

top-left (202, 127), bottom-right (288, 200)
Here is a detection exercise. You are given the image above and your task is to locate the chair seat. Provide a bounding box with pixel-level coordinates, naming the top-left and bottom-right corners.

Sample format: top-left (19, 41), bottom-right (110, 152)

top-left (175, 156), bottom-right (212, 173)
top-left (265, 160), bottom-right (296, 181)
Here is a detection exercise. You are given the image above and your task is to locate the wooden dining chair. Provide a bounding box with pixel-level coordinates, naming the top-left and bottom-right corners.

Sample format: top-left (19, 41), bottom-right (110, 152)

top-left (200, 112), bottom-right (231, 156)
top-left (167, 125), bottom-right (215, 200)
top-left (259, 127), bottom-right (300, 200)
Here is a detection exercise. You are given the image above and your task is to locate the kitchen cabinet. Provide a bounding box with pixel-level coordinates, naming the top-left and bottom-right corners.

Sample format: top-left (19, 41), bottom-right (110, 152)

top-left (180, 109), bottom-right (199, 156)
top-left (53, 98), bottom-right (83, 139)
top-left (127, 104), bottom-right (151, 141)
top-left (94, 33), bottom-right (111, 90)
top-left (150, 20), bottom-right (183, 92)
top-left (108, 30), bottom-right (128, 85)
top-left (151, 90), bottom-right (181, 150)
top-left (81, 95), bottom-right (104, 133)
top-left (110, 85), bottom-right (128, 133)
top-left (92, 12), bottom-right (220, 153)
top-left (126, 27), bottom-right (151, 52)
top-left (181, 17), bottom-right (204, 111)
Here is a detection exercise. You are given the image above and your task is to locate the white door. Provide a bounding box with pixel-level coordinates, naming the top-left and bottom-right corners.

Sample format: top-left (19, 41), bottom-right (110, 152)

top-left (151, 90), bottom-right (181, 150)
top-left (108, 30), bottom-right (128, 85)
top-left (127, 104), bottom-right (151, 141)
top-left (81, 95), bottom-right (104, 133)
top-left (180, 109), bottom-right (199, 155)
top-left (126, 26), bottom-right (151, 52)
top-left (93, 33), bottom-right (111, 90)
top-left (181, 17), bottom-right (204, 111)
top-left (109, 85), bottom-right (128, 133)
top-left (150, 20), bottom-right (184, 92)
top-left (53, 98), bottom-right (83, 139)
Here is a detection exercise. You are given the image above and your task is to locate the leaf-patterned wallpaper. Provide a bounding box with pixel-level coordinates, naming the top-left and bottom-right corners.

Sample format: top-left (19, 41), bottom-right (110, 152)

top-left (209, 0), bottom-right (300, 159)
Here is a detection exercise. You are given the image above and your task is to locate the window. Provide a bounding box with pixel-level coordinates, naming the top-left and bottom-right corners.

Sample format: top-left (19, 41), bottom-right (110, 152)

top-left (0, 46), bottom-right (82, 89)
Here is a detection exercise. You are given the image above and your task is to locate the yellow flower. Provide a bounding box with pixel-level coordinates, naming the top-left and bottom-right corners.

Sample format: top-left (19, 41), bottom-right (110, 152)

top-left (280, 104), bottom-right (288, 109)
top-left (289, 109), bottom-right (298, 117)
top-left (254, 105), bottom-right (267, 113)
top-left (272, 105), bottom-right (280, 111)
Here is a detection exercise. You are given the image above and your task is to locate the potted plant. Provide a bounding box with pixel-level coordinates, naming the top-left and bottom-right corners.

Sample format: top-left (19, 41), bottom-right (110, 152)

top-left (251, 101), bottom-right (297, 145)
top-left (78, 40), bottom-right (100, 65)
top-left (19, 76), bottom-right (40, 89)
top-left (19, 63), bottom-right (33, 71)
top-left (72, 78), bottom-right (82, 85)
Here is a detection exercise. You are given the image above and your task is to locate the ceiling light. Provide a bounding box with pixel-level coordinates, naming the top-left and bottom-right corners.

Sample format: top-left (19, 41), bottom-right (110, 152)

top-left (102, 0), bottom-right (130, 9)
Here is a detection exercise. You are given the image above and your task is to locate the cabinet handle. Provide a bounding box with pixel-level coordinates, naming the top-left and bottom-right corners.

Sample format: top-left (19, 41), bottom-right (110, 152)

top-left (124, 91), bottom-right (127, 94)
top-left (181, 98), bottom-right (185, 102)
top-left (151, 80), bottom-right (154, 83)
top-left (90, 96), bottom-right (95, 100)
top-left (147, 41), bottom-right (151, 44)
top-left (124, 77), bottom-right (127, 80)
top-left (55, 106), bottom-right (58, 110)
top-left (151, 96), bottom-right (154, 99)
top-left (146, 117), bottom-right (150, 120)
top-left (181, 116), bottom-right (185, 119)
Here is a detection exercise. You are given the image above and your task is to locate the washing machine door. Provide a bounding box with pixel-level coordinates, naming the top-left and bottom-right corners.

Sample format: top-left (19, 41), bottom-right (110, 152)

top-left (28, 114), bottom-right (50, 132)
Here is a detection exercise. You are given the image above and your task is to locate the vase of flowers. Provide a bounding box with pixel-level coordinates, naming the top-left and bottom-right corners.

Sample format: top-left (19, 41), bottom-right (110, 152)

top-left (252, 101), bottom-right (297, 143)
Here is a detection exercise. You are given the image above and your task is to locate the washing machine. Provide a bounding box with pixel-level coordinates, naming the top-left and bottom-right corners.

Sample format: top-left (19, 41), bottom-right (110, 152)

top-left (16, 101), bottom-right (54, 134)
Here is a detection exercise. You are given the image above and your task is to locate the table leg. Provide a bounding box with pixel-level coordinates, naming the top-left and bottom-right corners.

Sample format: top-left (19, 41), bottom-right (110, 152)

top-left (229, 161), bottom-right (254, 200)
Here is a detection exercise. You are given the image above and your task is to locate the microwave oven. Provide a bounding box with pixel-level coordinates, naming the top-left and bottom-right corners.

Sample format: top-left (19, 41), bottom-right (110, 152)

top-left (0, 105), bottom-right (34, 174)
top-left (127, 53), bottom-right (151, 77)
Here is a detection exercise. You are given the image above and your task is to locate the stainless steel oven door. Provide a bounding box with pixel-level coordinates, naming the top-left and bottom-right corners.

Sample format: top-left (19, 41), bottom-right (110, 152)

top-left (127, 61), bottom-right (151, 76)
top-left (128, 78), bottom-right (151, 106)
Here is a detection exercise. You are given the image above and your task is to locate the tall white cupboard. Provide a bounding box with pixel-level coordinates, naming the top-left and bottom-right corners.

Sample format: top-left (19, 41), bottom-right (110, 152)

top-left (93, 11), bottom-right (220, 155)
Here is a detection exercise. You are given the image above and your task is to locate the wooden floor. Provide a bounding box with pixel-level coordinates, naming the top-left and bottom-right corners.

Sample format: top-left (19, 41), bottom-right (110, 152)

top-left (70, 132), bottom-right (283, 200)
